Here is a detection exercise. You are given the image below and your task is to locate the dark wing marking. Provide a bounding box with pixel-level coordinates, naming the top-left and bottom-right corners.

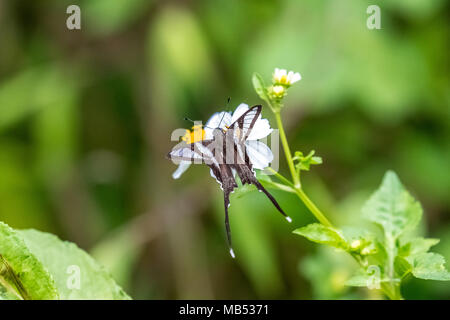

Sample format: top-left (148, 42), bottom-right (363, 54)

top-left (209, 163), bottom-right (238, 258)
top-left (228, 105), bottom-right (262, 143)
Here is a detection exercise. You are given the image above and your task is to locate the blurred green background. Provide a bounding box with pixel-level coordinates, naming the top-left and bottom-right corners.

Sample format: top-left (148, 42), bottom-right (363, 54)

top-left (0, 0), bottom-right (449, 299)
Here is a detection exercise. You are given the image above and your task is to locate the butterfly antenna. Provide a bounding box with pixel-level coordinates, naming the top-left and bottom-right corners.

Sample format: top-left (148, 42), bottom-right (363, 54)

top-left (217, 112), bottom-right (226, 129)
top-left (185, 117), bottom-right (216, 130)
top-left (216, 96), bottom-right (233, 129)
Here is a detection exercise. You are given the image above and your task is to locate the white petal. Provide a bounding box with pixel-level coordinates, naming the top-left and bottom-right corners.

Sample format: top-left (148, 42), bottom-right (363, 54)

top-left (248, 118), bottom-right (273, 140)
top-left (273, 69), bottom-right (279, 80)
top-left (245, 140), bottom-right (273, 169)
top-left (231, 103), bottom-right (250, 123)
top-left (205, 111), bottom-right (232, 139)
top-left (275, 68), bottom-right (287, 78)
top-left (172, 161), bottom-right (191, 179)
top-left (169, 147), bottom-right (203, 161)
top-left (280, 69), bottom-right (287, 76)
top-left (228, 103), bottom-right (273, 140)
top-left (290, 72), bottom-right (301, 84)
top-left (287, 71), bottom-right (295, 81)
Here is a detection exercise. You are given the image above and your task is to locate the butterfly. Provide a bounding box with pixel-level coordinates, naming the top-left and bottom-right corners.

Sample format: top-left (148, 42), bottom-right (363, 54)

top-left (168, 105), bottom-right (291, 257)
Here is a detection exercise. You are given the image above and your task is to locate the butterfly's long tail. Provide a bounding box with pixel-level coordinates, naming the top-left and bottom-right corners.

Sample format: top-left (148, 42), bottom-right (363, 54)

top-left (223, 192), bottom-right (235, 258)
top-left (253, 180), bottom-right (292, 223)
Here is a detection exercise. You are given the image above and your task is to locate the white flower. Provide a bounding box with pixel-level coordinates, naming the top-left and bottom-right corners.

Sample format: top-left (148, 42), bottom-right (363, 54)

top-left (270, 85), bottom-right (286, 99)
top-left (273, 68), bottom-right (301, 86)
top-left (172, 103), bottom-right (274, 179)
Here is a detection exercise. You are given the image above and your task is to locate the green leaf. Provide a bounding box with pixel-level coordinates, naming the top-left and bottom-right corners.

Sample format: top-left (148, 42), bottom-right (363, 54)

top-left (409, 253), bottom-right (450, 281)
top-left (293, 223), bottom-right (348, 250)
top-left (399, 237), bottom-right (440, 257)
top-left (252, 73), bottom-right (270, 103)
top-left (397, 237), bottom-right (450, 281)
top-left (394, 256), bottom-right (412, 279)
top-left (345, 275), bottom-right (374, 287)
top-left (0, 222), bottom-right (59, 300)
top-left (18, 229), bottom-right (131, 300)
top-left (0, 285), bottom-right (18, 300)
top-left (345, 274), bottom-right (391, 287)
top-left (362, 171), bottom-right (422, 240)
top-left (293, 150), bottom-right (322, 172)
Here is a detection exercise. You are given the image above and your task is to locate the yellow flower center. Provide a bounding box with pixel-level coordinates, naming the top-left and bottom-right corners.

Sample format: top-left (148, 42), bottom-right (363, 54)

top-left (181, 125), bottom-right (205, 144)
top-left (271, 85), bottom-right (286, 98)
top-left (279, 75), bottom-right (288, 84)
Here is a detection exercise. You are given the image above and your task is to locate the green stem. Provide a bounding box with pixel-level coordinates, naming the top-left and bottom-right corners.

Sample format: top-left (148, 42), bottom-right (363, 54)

top-left (381, 282), bottom-right (403, 300)
top-left (392, 284), bottom-right (403, 300)
top-left (274, 111), bottom-right (301, 189)
top-left (261, 180), bottom-right (296, 193)
top-left (384, 233), bottom-right (403, 300)
top-left (294, 188), bottom-right (333, 227)
top-left (266, 167), bottom-right (296, 189)
top-left (386, 234), bottom-right (395, 281)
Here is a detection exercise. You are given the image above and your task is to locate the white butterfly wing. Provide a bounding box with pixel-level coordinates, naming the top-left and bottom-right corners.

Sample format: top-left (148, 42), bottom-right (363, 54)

top-left (228, 105), bottom-right (262, 143)
top-left (168, 141), bottom-right (216, 165)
